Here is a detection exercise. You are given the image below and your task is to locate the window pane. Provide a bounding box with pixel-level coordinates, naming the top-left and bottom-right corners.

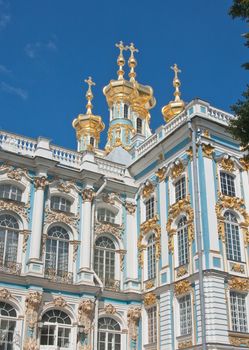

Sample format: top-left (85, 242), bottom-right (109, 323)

top-left (220, 172), bottom-right (235, 197)
top-left (230, 291), bottom-right (248, 332)
top-left (175, 177), bottom-right (186, 202)
top-left (179, 294), bottom-right (192, 335)
top-left (145, 197), bottom-right (155, 221)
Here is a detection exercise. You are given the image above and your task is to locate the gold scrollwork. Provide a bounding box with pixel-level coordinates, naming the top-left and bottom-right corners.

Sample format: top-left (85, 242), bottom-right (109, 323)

top-left (202, 143), bottom-right (215, 158)
top-left (0, 288), bottom-right (11, 300)
top-left (174, 279), bottom-right (191, 296)
top-left (231, 263), bottom-right (245, 273)
top-left (78, 299), bottom-right (95, 334)
top-left (104, 303), bottom-right (116, 314)
top-left (45, 208), bottom-right (79, 228)
top-left (143, 292), bottom-right (156, 306)
top-left (53, 296), bottom-right (67, 307)
top-left (33, 176), bottom-right (48, 190)
top-left (21, 230), bottom-right (31, 253)
top-left (229, 335), bottom-right (249, 346)
top-left (125, 201), bottom-right (136, 215)
top-left (117, 249), bottom-right (126, 271)
top-left (0, 199), bottom-right (29, 221)
top-left (219, 156), bottom-right (235, 172)
top-left (94, 222), bottom-right (123, 239)
top-left (25, 291), bottom-right (42, 329)
top-left (82, 188), bottom-right (95, 202)
top-left (240, 157), bottom-right (249, 171)
top-left (142, 180), bottom-right (154, 199)
top-left (177, 266), bottom-right (188, 278)
top-left (178, 340), bottom-right (193, 349)
top-left (127, 307), bottom-right (141, 341)
top-left (155, 167), bottom-right (167, 182)
top-left (171, 161), bottom-right (184, 179)
top-left (228, 277), bottom-right (249, 292)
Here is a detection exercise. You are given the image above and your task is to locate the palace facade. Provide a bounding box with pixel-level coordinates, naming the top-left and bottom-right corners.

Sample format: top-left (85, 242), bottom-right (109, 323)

top-left (0, 42), bottom-right (249, 350)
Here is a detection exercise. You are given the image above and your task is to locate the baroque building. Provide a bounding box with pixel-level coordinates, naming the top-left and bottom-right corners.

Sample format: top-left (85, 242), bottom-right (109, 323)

top-left (0, 42), bottom-right (249, 350)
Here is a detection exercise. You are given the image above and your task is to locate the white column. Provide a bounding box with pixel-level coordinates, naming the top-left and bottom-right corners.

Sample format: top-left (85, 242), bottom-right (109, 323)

top-left (78, 188), bottom-right (94, 283)
top-left (28, 176), bottom-right (48, 274)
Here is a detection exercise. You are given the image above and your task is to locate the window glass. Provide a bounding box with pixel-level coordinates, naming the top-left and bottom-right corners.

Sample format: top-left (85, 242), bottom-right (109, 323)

top-left (136, 118), bottom-right (142, 134)
top-left (0, 302), bottom-right (17, 350)
top-left (179, 294), bottom-right (192, 335)
top-left (177, 216), bottom-right (189, 266)
top-left (124, 104), bottom-right (128, 119)
top-left (175, 177), bottom-right (186, 202)
top-left (0, 184), bottom-right (22, 202)
top-left (147, 234), bottom-right (156, 280)
top-left (51, 196), bottom-right (71, 213)
top-left (97, 209), bottom-right (115, 224)
top-left (98, 317), bottom-right (121, 350)
top-left (224, 211), bottom-right (241, 262)
top-left (220, 172), bottom-right (235, 197)
top-left (145, 197), bottom-right (155, 221)
top-left (0, 214), bottom-right (19, 269)
top-left (147, 306), bottom-right (157, 344)
top-left (230, 291), bottom-right (248, 332)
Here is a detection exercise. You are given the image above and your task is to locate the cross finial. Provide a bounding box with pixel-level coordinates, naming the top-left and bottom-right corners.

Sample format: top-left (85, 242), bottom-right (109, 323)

top-left (115, 41), bottom-right (128, 80)
top-left (128, 43), bottom-right (139, 82)
top-left (170, 64), bottom-right (182, 102)
top-left (84, 76), bottom-right (95, 115)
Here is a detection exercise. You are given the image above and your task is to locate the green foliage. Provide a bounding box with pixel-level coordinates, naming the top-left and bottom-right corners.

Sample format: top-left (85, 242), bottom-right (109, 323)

top-left (228, 0), bottom-right (249, 151)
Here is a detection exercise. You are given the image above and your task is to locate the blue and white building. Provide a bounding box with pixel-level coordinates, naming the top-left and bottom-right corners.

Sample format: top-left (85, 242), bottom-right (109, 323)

top-left (0, 42), bottom-right (249, 350)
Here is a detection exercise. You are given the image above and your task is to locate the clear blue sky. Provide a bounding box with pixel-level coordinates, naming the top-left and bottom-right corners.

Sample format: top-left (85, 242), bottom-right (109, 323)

top-left (0, 0), bottom-right (248, 150)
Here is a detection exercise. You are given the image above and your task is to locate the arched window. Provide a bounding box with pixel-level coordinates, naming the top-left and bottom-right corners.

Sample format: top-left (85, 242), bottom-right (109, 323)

top-left (98, 317), bottom-right (121, 350)
top-left (224, 211), bottom-right (241, 262)
top-left (40, 309), bottom-right (71, 348)
top-left (0, 302), bottom-right (17, 350)
top-left (136, 118), bottom-right (142, 134)
top-left (0, 184), bottom-right (22, 202)
top-left (147, 234), bottom-right (156, 280)
top-left (0, 214), bottom-right (19, 271)
top-left (94, 237), bottom-right (117, 289)
top-left (97, 208), bottom-right (115, 224)
top-left (124, 104), bottom-right (128, 119)
top-left (90, 137), bottom-right (95, 147)
top-left (177, 216), bottom-right (189, 266)
top-left (51, 196), bottom-right (71, 213)
top-left (45, 226), bottom-right (70, 279)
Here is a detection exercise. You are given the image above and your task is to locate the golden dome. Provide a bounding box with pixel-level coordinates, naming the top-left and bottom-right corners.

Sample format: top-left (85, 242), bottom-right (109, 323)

top-left (162, 64), bottom-right (185, 122)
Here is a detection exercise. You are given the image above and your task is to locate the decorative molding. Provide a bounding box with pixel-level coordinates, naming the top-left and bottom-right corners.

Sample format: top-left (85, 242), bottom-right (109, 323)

top-left (177, 266), bottom-right (188, 278)
top-left (144, 292), bottom-right (156, 306)
top-left (127, 307), bottom-right (141, 341)
top-left (145, 280), bottom-right (155, 290)
top-left (174, 279), bottom-right (191, 296)
top-left (0, 163), bottom-right (30, 181)
top-left (185, 147), bottom-right (193, 159)
top-left (117, 249), bottom-right (126, 271)
top-left (141, 180), bottom-right (154, 199)
top-left (57, 181), bottom-right (75, 193)
top-left (228, 277), bottom-right (249, 292)
top-left (53, 296), bottom-right (67, 307)
top-left (231, 263), bottom-right (245, 274)
top-left (44, 208), bottom-right (79, 228)
top-left (70, 240), bottom-right (80, 262)
top-left (240, 157), bottom-right (249, 171)
top-left (0, 199), bottom-right (29, 221)
top-left (20, 230), bottom-right (31, 253)
top-left (229, 334), bottom-right (249, 346)
top-left (219, 156), bottom-right (235, 172)
top-left (104, 303), bottom-right (116, 314)
top-left (202, 129), bottom-right (210, 138)
top-left (78, 299), bottom-right (95, 334)
top-left (0, 288), bottom-right (11, 300)
top-left (95, 222), bottom-right (123, 240)
top-left (25, 291), bottom-right (42, 329)
top-left (33, 176), bottom-right (48, 190)
top-left (166, 196), bottom-right (194, 252)
top-left (23, 338), bottom-right (39, 350)
top-left (171, 161), bottom-right (184, 179)
top-left (155, 166), bottom-right (167, 182)
top-left (202, 143), bottom-right (215, 158)
top-left (178, 340), bottom-right (193, 349)
top-left (102, 192), bottom-right (117, 205)
top-left (138, 215), bottom-right (161, 266)
top-left (82, 188), bottom-right (95, 202)
top-left (125, 201), bottom-right (136, 215)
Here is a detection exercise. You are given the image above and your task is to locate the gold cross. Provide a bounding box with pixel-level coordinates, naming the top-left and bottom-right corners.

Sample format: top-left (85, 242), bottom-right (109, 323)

top-left (115, 41), bottom-right (128, 55)
top-left (128, 42), bottom-right (139, 55)
top-left (170, 64), bottom-right (181, 78)
top-left (84, 76), bottom-right (96, 89)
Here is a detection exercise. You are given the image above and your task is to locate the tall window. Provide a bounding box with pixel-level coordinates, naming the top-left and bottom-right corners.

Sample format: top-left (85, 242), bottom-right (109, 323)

top-left (175, 177), bottom-right (186, 202)
top-left (97, 208), bottom-right (115, 224)
top-left (177, 217), bottom-right (189, 266)
top-left (147, 306), bottom-right (157, 344)
top-left (98, 317), bottom-right (121, 350)
top-left (220, 172), bottom-right (235, 197)
top-left (40, 310), bottom-right (71, 348)
top-left (124, 104), bottom-right (128, 119)
top-left (179, 294), bottom-right (192, 336)
top-left (224, 211), bottom-right (241, 262)
top-left (145, 197), bottom-right (155, 221)
top-left (136, 118), bottom-right (142, 134)
top-left (147, 234), bottom-right (156, 280)
top-left (94, 237), bottom-right (116, 288)
top-left (0, 214), bottom-right (19, 270)
top-left (0, 184), bottom-right (22, 202)
top-left (51, 196), bottom-right (71, 213)
top-left (230, 291), bottom-right (248, 332)
top-left (45, 226), bottom-right (69, 278)
top-left (90, 137), bottom-right (95, 147)
top-left (0, 302), bottom-right (17, 350)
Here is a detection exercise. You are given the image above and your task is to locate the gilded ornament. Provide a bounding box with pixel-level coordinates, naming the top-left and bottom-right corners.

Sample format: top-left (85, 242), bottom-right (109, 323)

top-left (229, 335), bottom-right (249, 346)
top-left (82, 188), bottom-right (95, 202)
top-left (7, 168), bottom-right (23, 181)
top-left (178, 340), bottom-right (193, 349)
top-left (25, 291), bottom-right (42, 329)
top-left (0, 199), bottom-right (29, 221)
top-left (102, 192), bottom-right (116, 205)
top-left (202, 143), bottom-right (215, 158)
top-left (177, 266), bottom-right (188, 277)
top-left (174, 279), bottom-right (191, 296)
top-left (155, 166), bottom-right (167, 182)
top-left (145, 280), bottom-right (155, 289)
top-left (0, 288), bottom-right (11, 300)
top-left (186, 147), bottom-right (193, 159)
top-left (95, 222), bottom-right (123, 239)
top-left (228, 277), bottom-right (249, 292)
top-left (219, 156), bottom-right (235, 172)
top-left (142, 180), bottom-right (154, 199)
top-left (171, 161), bottom-right (184, 179)
top-left (21, 230), bottom-right (31, 253)
top-left (240, 157), bottom-right (249, 171)
top-left (45, 208), bottom-right (79, 228)
top-left (127, 307), bottom-right (141, 341)
top-left (231, 263), bottom-right (245, 273)
top-left (78, 299), bottom-right (95, 334)
top-left (117, 249), bottom-right (126, 271)
top-left (104, 304), bottom-right (116, 314)
top-left (57, 181), bottom-right (74, 193)
top-left (33, 176), bottom-right (48, 190)
top-left (53, 296), bottom-right (67, 307)
top-left (144, 292), bottom-right (156, 306)
top-left (70, 240), bottom-right (80, 262)
top-left (125, 201), bottom-right (136, 215)
top-left (202, 129), bottom-right (210, 138)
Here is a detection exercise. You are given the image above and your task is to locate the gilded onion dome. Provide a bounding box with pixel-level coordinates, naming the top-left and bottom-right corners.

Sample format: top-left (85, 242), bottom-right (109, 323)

top-left (162, 64), bottom-right (185, 122)
top-left (103, 42), bottom-right (156, 153)
top-left (72, 77), bottom-right (105, 152)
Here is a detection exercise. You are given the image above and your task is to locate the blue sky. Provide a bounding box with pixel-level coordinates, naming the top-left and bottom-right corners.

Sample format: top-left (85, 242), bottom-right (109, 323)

top-left (0, 0), bottom-right (248, 150)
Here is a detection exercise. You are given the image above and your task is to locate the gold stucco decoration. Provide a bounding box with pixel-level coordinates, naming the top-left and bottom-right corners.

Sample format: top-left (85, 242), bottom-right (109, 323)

top-left (104, 304), bottom-right (116, 315)
top-left (82, 188), bottom-right (95, 202)
top-left (0, 288), bottom-right (11, 300)
top-left (33, 176), bottom-right (48, 190)
top-left (94, 222), bottom-right (123, 240)
top-left (53, 296), bottom-right (67, 308)
top-left (178, 340), bottom-right (193, 349)
top-left (219, 157), bottom-right (235, 172)
top-left (174, 279), bottom-right (191, 296)
top-left (171, 161), bottom-right (184, 179)
top-left (125, 201), bottom-right (136, 215)
top-left (25, 291), bottom-right (42, 329)
top-left (229, 335), bottom-right (249, 346)
top-left (228, 277), bottom-right (249, 292)
top-left (202, 143), bottom-right (215, 158)
top-left (177, 266), bottom-right (188, 278)
top-left (144, 292), bottom-right (156, 306)
top-left (240, 157), bottom-right (249, 171)
top-left (45, 208), bottom-right (79, 228)
top-left (23, 338), bottom-right (39, 350)
top-left (138, 215), bottom-right (161, 266)
top-left (155, 166), bottom-right (167, 182)
top-left (78, 299), bottom-right (95, 334)
top-left (142, 180), bottom-right (154, 199)
top-left (231, 263), bottom-right (245, 274)
top-left (0, 199), bottom-right (29, 221)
